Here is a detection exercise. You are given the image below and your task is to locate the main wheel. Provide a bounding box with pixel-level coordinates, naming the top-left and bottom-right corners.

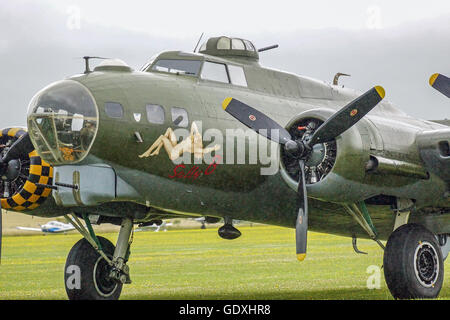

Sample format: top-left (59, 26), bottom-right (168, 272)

top-left (384, 223), bottom-right (444, 299)
top-left (64, 236), bottom-right (122, 300)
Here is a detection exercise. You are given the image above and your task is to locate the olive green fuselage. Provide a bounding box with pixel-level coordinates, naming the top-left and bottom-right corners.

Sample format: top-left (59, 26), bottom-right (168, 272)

top-left (26, 51), bottom-right (450, 241)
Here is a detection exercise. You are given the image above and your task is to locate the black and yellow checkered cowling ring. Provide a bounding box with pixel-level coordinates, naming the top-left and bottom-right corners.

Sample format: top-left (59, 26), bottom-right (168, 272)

top-left (0, 128), bottom-right (53, 211)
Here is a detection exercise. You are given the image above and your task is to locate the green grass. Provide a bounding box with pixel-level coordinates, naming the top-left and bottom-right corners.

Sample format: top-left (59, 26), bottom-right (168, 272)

top-left (0, 225), bottom-right (448, 300)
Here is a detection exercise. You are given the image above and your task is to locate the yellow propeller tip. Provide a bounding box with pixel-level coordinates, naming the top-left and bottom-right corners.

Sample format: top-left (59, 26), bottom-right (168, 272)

top-left (222, 97), bottom-right (233, 110)
top-left (297, 253), bottom-right (306, 262)
top-left (374, 86), bottom-right (385, 99)
top-left (429, 73), bottom-right (439, 86)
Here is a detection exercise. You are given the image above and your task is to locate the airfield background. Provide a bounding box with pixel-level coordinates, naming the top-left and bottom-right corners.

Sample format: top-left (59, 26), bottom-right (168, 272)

top-left (3, 209), bottom-right (450, 300)
top-left (1, 210), bottom-right (226, 235)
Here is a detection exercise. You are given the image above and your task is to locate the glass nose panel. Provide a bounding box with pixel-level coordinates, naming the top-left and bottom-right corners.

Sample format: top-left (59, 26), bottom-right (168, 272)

top-left (27, 80), bottom-right (98, 165)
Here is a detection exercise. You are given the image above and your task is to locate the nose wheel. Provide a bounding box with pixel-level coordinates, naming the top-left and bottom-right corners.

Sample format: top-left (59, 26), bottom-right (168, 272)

top-left (63, 214), bottom-right (133, 300)
top-left (65, 236), bottom-right (122, 300)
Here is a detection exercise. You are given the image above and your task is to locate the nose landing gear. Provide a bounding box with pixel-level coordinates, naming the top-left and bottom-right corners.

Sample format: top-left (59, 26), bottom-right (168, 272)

top-left (65, 236), bottom-right (122, 300)
top-left (63, 214), bottom-right (134, 300)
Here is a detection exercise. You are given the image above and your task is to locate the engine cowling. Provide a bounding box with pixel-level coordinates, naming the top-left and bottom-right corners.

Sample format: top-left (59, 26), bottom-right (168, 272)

top-left (280, 109), bottom-right (373, 203)
top-left (0, 128), bottom-right (53, 211)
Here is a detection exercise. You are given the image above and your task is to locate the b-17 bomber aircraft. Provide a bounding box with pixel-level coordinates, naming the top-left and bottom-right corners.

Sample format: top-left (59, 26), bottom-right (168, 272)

top-left (0, 36), bottom-right (449, 300)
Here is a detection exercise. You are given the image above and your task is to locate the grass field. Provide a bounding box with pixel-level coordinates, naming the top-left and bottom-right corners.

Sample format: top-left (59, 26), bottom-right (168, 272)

top-left (1, 224), bottom-right (450, 300)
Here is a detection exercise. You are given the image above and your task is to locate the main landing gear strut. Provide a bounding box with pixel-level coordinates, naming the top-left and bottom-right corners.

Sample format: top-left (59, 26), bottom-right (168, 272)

top-left (383, 200), bottom-right (447, 299)
top-left (347, 199), bottom-right (446, 299)
top-left (63, 213), bottom-right (133, 300)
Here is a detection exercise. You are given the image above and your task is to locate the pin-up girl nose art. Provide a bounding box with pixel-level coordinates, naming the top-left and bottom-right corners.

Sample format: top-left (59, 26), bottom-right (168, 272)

top-left (139, 122), bottom-right (220, 161)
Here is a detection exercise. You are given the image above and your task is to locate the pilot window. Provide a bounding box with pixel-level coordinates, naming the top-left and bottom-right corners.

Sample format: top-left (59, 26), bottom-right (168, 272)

top-left (140, 54), bottom-right (159, 71)
top-left (151, 59), bottom-right (202, 76)
top-left (146, 104), bottom-right (165, 124)
top-left (105, 102), bottom-right (124, 119)
top-left (200, 61), bottom-right (229, 83)
top-left (228, 65), bottom-right (248, 87)
top-left (171, 107), bottom-right (189, 127)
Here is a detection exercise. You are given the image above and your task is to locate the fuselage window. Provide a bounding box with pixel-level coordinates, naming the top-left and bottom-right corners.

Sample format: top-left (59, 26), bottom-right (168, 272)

top-left (200, 61), bottom-right (229, 83)
top-left (228, 65), bottom-right (248, 87)
top-left (171, 107), bottom-right (189, 128)
top-left (105, 102), bottom-right (124, 119)
top-left (151, 59), bottom-right (202, 76)
top-left (146, 104), bottom-right (165, 125)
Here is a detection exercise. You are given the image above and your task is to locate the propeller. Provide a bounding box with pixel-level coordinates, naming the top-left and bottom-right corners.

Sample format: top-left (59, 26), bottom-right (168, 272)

top-left (0, 132), bottom-right (34, 165)
top-left (0, 132), bottom-right (35, 263)
top-left (429, 73), bottom-right (450, 98)
top-left (222, 86), bottom-right (385, 260)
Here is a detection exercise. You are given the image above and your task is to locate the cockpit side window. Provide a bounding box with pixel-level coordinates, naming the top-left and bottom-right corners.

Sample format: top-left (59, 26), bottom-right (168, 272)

top-left (151, 59), bottom-right (202, 76)
top-left (228, 65), bottom-right (248, 87)
top-left (200, 61), bottom-right (229, 84)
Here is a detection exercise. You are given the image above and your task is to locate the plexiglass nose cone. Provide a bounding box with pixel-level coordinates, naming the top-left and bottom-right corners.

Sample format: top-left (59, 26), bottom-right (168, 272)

top-left (27, 80), bottom-right (98, 165)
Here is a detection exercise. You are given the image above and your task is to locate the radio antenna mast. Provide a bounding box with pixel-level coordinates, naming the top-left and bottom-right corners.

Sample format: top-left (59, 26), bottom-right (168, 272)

top-left (193, 32), bottom-right (204, 53)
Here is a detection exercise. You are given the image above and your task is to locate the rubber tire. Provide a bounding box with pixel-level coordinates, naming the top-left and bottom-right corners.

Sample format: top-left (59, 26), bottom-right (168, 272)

top-left (384, 223), bottom-right (444, 299)
top-left (64, 236), bottom-right (122, 300)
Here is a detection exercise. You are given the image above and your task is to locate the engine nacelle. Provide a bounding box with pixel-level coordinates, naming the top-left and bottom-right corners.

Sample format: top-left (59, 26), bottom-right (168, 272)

top-left (0, 128), bottom-right (53, 211)
top-left (280, 108), bottom-right (373, 203)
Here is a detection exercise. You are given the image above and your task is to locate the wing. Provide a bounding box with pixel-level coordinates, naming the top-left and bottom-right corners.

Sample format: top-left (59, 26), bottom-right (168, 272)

top-left (16, 227), bottom-right (42, 232)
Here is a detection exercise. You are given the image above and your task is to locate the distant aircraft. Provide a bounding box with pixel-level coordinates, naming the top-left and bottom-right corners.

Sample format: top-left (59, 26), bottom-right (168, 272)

top-left (135, 220), bottom-right (172, 232)
top-left (193, 216), bottom-right (223, 229)
top-left (17, 220), bottom-right (75, 234)
top-left (193, 217), bottom-right (209, 229)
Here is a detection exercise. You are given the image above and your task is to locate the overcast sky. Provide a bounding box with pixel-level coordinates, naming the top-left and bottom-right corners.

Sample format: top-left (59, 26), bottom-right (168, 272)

top-left (0, 0), bottom-right (449, 129)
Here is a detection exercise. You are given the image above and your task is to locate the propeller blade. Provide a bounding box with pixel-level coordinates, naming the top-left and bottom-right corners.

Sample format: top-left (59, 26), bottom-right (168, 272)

top-left (1, 132), bottom-right (34, 164)
top-left (308, 86), bottom-right (385, 145)
top-left (429, 73), bottom-right (450, 98)
top-left (295, 160), bottom-right (308, 261)
top-left (222, 97), bottom-right (292, 145)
